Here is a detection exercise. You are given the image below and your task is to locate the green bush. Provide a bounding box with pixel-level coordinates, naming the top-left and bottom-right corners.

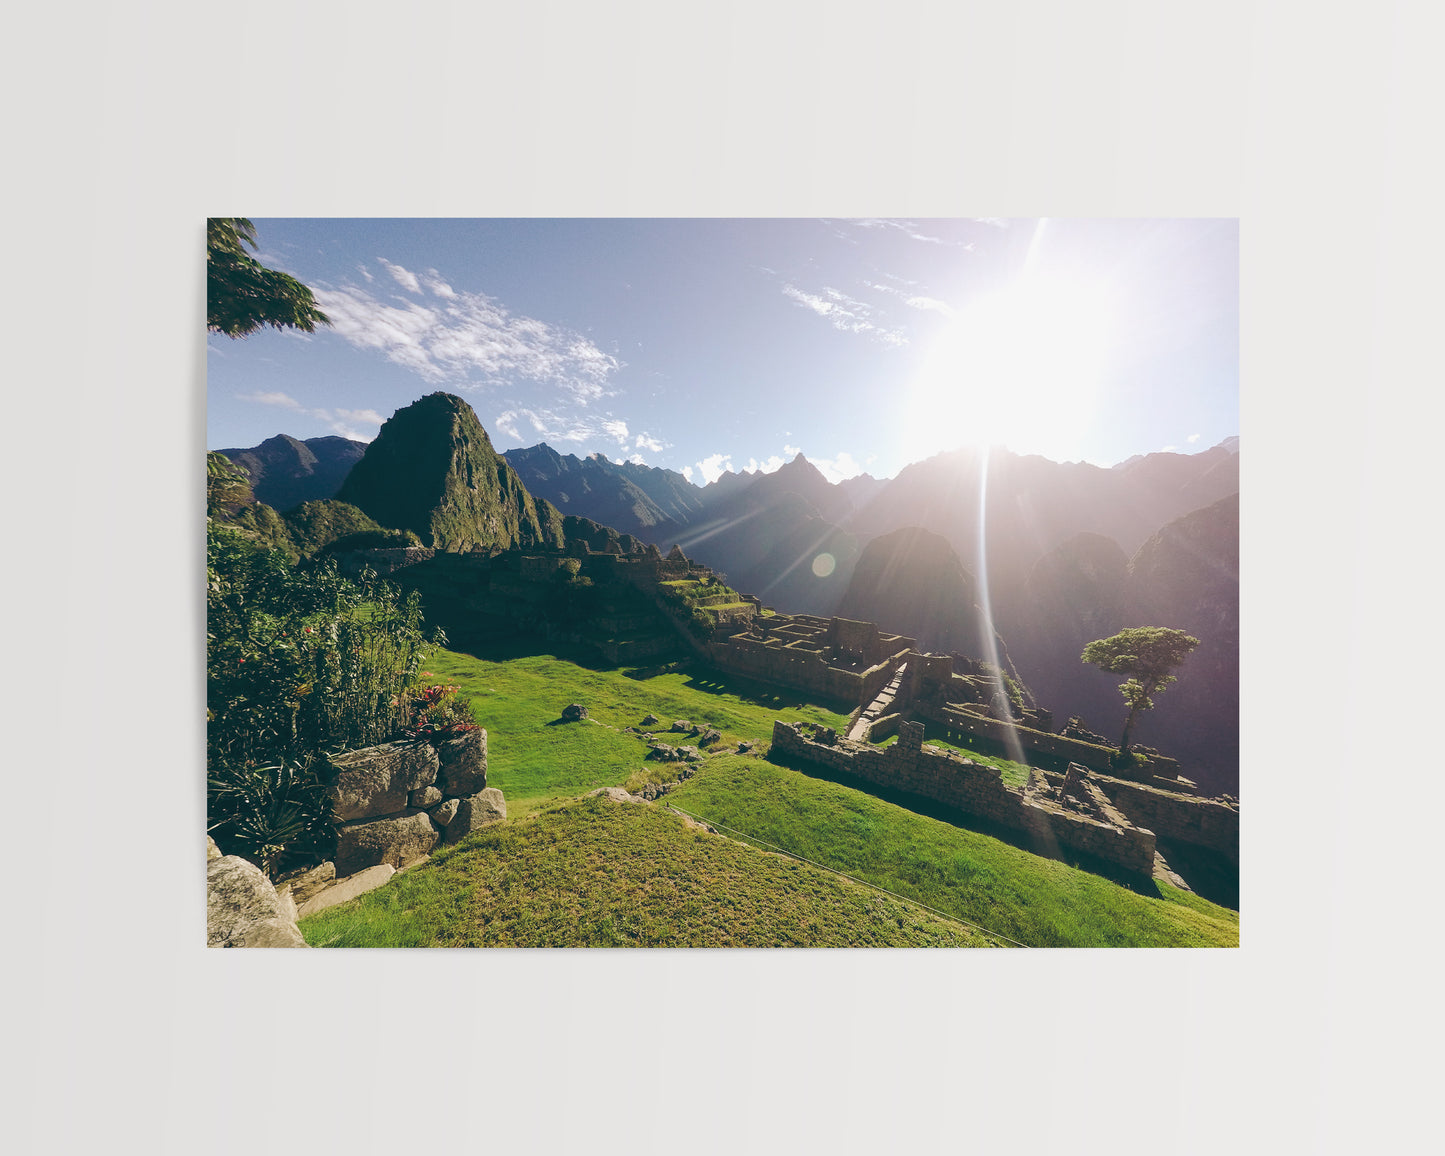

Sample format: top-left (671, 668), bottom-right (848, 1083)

top-left (206, 524), bottom-right (445, 874)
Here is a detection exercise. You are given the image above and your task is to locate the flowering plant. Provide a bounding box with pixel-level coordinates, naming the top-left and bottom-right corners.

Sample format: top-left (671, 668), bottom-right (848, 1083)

top-left (400, 682), bottom-right (478, 748)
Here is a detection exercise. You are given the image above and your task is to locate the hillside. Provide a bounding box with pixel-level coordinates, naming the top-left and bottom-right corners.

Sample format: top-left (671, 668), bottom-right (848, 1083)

top-left (299, 794), bottom-right (997, 948)
top-left (337, 392), bottom-right (564, 552)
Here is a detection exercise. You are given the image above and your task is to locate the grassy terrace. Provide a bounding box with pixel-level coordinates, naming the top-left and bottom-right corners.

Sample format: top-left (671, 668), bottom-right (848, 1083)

top-left (298, 640), bottom-right (1239, 948)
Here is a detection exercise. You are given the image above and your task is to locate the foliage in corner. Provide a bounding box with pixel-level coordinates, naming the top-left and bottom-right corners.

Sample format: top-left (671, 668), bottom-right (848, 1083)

top-left (207, 218), bottom-right (331, 338)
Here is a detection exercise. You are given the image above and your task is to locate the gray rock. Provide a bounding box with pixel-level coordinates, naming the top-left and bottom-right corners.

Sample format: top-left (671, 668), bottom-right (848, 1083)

top-left (446, 788), bottom-right (507, 843)
top-left (588, 786), bottom-right (644, 804)
top-left (670, 720), bottom-right (692, 733)
top-left (642, 714), bottom-right (660, 726)
top-left (207, 856), bottom-right (309, 948)
top-left (648, 743), bottom-right (679, 761)
top-left (274, 862), bottom-right (335, 908)
top-left (335, 810), bottom-right (439, 877)
top-left (328, 743), bottom-right (439, 822)
top-left (430, 797), bottom-right (460, 828)
top-left (699, 729), bottom-right (721, 745)
top-left (410, 785), bottom-right (443, 809)
top-left (562, 703), bottom-right (589, 722)
top-left (206, 835), bottom-right (221, 862)
top-left (296, 864), bottom-right (396, 919)
top-left (436, 728), bottom-right (488, 797)
top-left (677, 746), bottom-right (703, 762)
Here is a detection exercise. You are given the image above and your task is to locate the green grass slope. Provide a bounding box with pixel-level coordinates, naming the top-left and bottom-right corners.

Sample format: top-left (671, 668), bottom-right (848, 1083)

top-left (305, 641), bottom-right (1237, 948)
top-left (300, 794), bottom-right (995, 948)
top-left (666, 755), bottom-right (1238, 948)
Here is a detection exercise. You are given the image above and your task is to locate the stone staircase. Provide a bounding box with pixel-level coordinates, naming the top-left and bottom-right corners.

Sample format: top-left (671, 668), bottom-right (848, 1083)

top-left (847, 662), bottom-right (908, 742)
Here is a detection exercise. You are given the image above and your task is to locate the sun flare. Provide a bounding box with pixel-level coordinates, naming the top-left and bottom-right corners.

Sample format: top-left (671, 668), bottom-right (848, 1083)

top-left (904, 272), bottom-right (1119, 461)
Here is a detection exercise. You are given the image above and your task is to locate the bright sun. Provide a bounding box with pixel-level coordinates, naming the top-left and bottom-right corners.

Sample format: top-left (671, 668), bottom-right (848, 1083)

top-left (904, 272), bottom-right (1119, 462)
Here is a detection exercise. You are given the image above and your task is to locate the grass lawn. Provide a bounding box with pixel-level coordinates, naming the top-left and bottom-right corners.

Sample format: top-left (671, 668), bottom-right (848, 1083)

top-left (300, 793), bottom-right (996, 948)
top-left (420, 642), bottom-right (853, 802)
top-left (305, 639), bottom-right (1238, 949)
top-left (666, 754), bottom-right (1239, 948)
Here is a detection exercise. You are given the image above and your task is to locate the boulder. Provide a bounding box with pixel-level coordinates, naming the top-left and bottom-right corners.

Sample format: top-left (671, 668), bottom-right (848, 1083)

top-left (641, 714), bottom-right (660, 726)
top-left (699, 728), bottom-right (721, 745)
top-left (207, 856), bottom-right (309, 948)
top-left (327, 743), bottom-right (439, 822)
top-left (562, 703), bottom-right (589, 722)
top-left (296, 864), bottom-right (396, 919)
top-left (588, 786), bottom-right (644, 804)
top-left (430, 797), bottom-right (460, 829)
top-left (274, 862), bottom-right (335, 909)
top-left (445, 788), bottom-right (507, 843)
top-left (670, 720), bottom-right (692, 733)
top-left (436, 728), bottom-right (488, 797)
top-left (206, 835), bottom-right (222, 862)
top-left (335, 809), bottom-right (439, 877)
top-left (648, 743), bottom-right (680, 761)
top-left (677, 746), bottom-right (704, 762)
top-left (410, 785), bottom-right (443, 809)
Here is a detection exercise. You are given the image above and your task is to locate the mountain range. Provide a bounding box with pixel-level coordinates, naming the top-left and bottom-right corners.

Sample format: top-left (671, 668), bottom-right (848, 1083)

top-left (211, 393), bottom-right (1239, 792)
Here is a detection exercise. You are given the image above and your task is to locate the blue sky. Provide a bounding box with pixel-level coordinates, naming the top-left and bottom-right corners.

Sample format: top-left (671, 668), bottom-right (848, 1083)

top-left (206, 218), bottom-right (1238, 482)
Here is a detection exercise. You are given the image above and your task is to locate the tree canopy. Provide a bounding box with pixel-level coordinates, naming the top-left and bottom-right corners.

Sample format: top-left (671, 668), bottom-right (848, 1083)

top-left (1081, 626), bottom-right (1200, 759)
top-left (207, 217), bottom-right (331, 338)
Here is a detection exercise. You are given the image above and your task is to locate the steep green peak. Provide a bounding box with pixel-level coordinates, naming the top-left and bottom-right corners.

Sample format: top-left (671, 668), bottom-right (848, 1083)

top-left (335, 392), bottom-right (557, 553)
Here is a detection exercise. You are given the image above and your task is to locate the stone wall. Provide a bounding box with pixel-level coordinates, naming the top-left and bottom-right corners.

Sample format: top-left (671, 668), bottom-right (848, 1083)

top-left (326, 728), bottom-right (505, 877)
top-left (1082, 775), bottom-right (1239, 863)
top-left (334, 546), bottom-right (436, 578)
top-left (915, 702), bottom-right (1183, 784)
top-left (771, 720), bottom-right (1158, 876)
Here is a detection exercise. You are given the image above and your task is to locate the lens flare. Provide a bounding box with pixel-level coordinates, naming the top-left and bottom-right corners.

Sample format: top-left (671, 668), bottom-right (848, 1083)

top-left (811, 553), bottom-right (836, 578)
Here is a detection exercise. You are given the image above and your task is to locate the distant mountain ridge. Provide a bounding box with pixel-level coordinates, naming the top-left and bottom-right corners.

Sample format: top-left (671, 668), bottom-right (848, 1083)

top-left (214, 434), bottom-right (367, 513)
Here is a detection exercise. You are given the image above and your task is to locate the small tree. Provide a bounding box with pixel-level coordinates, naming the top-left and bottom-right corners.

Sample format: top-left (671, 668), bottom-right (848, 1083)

top-left (1081, 627), bottom-right (1200, 762)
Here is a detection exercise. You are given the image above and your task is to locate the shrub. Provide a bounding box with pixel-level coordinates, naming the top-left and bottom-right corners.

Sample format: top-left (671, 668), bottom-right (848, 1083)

top-left (207, 524), bottom-right (445, 873)
top-left (399, 682), bottom-right (479, 748)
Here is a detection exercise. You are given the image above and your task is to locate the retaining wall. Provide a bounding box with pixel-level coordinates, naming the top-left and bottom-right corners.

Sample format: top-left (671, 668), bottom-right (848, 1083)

top-left (771, 720), bottom-right (1157, 875)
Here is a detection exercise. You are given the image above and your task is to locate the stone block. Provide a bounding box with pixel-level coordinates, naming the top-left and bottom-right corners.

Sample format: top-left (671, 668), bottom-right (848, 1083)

top-left (335, 810), bottom-right (439, 877)
top-left (430, 797), bottom-right (460, 828)
top-left (296, 864), bottom-right (397, 919)
top-left (437, 728), bottom-right (488, 797)
top-left (410, 786), bottom-right (443, 809)
top-left (328, 743), bottom-right (439, 822)
top-left (445, 788), bottom-right (507, 844)
top-left (275, 861), bottom-right (336, 908)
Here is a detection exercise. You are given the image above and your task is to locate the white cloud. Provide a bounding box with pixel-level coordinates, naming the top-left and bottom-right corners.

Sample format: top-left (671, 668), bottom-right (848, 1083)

top-left (378, 258), bottom-right (422, 293)
top-left (1187, 433), bottom-right (1201, 444)
top-left (356, 264), bottom-right (374, 283)
top-left (236, 390), bottom-right (303, 410)
top-left (627, 453), bottom-right (646, 466)
top-left (905, 295), bottom-right (954, 316)
top-left (696, 453), bottom-right (734, 484)
top-left (423, 269), bottom-right (457, 298)
top-left (634, 432), bottom-right (664, 453)
top-left (495, 410), bottom-right (522, 440)
top-left (810, 451), bottom-right (864, 484)
top-left (235, 392), bottom-right (383, 441)
top-left (782, 283), bottom-right (908, 346)
top-left (602, 419), bottom-right (630, 445)
top-left (315, 276), bottom-right (622, 401)
top-left (681, 465), bottom-right (694, 482)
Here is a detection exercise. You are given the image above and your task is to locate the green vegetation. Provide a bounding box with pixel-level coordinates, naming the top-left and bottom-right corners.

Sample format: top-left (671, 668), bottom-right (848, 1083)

top-left (206, 525), bottom-right (448, 875)
top-left (281, 499), bottom-right (389, 557)
top-left (1082, 626), bottom-right (1201, 758)
top-left (300, 794), bottom-right (994, 948)
top-left (877, 724), bottom-right (1033, 788)
top-left (418, 644), bottom-right (852, 803)
top-left (207, 218), bottom-right (330, 338)
top-left (665, 756), bottom-right (1238, 948)
top-left (297, 637), bottom-right (1236, 948)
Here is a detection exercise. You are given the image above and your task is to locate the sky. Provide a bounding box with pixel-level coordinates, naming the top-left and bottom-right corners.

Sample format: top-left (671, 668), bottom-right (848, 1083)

top-left (206, 218), bottom-right (1238, 483)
